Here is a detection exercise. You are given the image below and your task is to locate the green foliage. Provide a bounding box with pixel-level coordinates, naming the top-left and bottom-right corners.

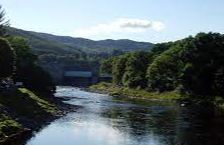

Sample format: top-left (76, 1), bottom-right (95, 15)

top-left (7, 36), bottom-right (37, 66)
top-left (100, 57), bottom-right (114, 74)
top-left (147, 40), bottom-right (187, 92)
top-left (112, 53), bottom-right (130, 85)
top-left (103, 32), bottom-right (224, 102)
top-left (0, 38), bottom-right (16, 79)
top-left (101, 51), bottom-right (153, 88)
top-left (180, 33), bottom-right (224, 97)
top-left (147, 32), bottom-right (224, 100)
top-left (151, 42), bottom-right (173, 56)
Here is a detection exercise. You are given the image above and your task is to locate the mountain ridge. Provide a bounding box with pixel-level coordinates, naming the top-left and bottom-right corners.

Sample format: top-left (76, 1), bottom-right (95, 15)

top-left (8, 27), bottom-right (154, 55)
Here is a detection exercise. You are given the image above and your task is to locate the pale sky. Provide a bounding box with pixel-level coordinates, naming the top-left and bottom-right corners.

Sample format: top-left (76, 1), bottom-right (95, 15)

top-left (1, 0), bottom-right (224, 43)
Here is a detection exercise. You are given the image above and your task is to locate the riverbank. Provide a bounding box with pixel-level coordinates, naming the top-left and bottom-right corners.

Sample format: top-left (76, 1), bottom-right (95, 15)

top-left (0, 88), bottom-right (74, 144)
top-left (90, 83), bottom-right (224, 110)
top-left (89, 82), bottom-right (181, 101)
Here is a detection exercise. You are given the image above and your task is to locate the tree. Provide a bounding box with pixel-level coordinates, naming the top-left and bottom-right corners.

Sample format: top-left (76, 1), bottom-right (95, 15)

top-left (0, 38), bottom-right (16, 80)
top-left (151, 42), bottom-right (173, 56)
top-left (21, 65), bottom-right (56, 94)
top-left (0, 5), bottom-right (9, 36)
top-left (112, 54), bottom-right (129, 85)
top-left (122, 52), bottom-right (152, 88)
top-left (180, 33), bottom-right (224, 98)
top-left (100, 57), bottom-right (114, 75)
top-left (147, 42), bottom-right (184, 92)
top-left (7, 36), bottom-right (37, 65)
top-left (7, 36), bottom-right (55, 94)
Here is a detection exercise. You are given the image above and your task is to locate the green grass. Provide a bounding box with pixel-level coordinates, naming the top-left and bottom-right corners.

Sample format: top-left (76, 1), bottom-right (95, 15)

top-left (19, 88), bottom-right (58, 114)
top-left (0, 88), bottom-right (59, 120)
top-left (90, 82), bottom-right (181, 100)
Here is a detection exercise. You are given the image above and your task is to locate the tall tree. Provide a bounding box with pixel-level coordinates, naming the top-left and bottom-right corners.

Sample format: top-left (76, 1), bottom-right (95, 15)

top-left (0, 5), bottom-right (9, 36)
top-left (180, 33), bottom-right (224, 97)
top-left (112, 54), bottom-right (129, 85)
top-left (122, 52), bottom-right (152, 88)
top-left (7, 36), bottom-right (55, 94)
top-left (147, 42), bottom-right (184, 92)
top-left (100, 57), bottom-right (114, 75)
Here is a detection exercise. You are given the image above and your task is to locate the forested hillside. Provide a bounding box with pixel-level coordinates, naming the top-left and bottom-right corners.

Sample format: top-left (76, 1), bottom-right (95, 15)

top-left (7, 27), bottom-right (153, 55)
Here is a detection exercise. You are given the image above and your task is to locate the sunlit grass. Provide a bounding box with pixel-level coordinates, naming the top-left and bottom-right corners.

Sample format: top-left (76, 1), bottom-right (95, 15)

top-left (0, 114), bottom-right (22, 139)
top-left (19, 88), bottom-right (58, 114)
top-left (90, 82), bottom-right (181, 100)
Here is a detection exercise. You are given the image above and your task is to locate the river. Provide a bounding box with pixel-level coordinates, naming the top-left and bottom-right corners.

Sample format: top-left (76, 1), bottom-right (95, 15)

top-left (23, 86), bottom-right (224, 145)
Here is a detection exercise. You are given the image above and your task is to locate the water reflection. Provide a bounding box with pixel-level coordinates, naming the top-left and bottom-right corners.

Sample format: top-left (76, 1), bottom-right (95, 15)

top-left (102, 98), bottom-right (224, 145)
top-left (175, 105), bottom-right (224, 145)
top-left (25, 87), bottom-right (224, 145)
top-left (101, 99), bottom-right (179, 145)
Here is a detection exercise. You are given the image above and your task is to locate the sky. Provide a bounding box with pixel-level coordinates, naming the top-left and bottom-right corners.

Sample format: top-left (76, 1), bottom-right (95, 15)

top-left (1, 0), bottom-right (224, 43)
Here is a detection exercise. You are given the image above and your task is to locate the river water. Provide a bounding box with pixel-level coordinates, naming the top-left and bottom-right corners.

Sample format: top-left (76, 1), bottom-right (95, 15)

top-left (24, 86), bottom-right (224, 145)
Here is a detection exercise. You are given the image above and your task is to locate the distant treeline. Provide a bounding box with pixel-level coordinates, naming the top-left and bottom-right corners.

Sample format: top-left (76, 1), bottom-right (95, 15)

top-left (101, 32), bottom-right (224, 100)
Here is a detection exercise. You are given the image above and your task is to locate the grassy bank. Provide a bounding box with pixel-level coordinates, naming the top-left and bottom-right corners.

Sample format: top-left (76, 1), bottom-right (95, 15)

top-left (0, 88), bottom-right (61, 143)
top-left (90, 82), bottom-right (181, 100)
top-left (90, 83), bottom-right (224, 111)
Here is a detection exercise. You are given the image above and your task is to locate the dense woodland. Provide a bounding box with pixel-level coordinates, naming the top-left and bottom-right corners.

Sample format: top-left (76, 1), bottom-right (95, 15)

top-left (101, 32), bottom-right (224, 101)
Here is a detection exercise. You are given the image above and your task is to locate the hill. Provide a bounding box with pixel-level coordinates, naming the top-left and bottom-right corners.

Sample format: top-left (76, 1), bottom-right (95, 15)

top-left (8, 27), bottom-right (154, 55)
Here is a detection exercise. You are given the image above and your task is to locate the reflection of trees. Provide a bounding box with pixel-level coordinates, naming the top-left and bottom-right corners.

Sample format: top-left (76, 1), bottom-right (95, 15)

top-left (175, 104), bottom-right (224, 145)
top-left (100, 100), bottom-right (179, 145)
top-left (101, 99), bottom-right (224, 145)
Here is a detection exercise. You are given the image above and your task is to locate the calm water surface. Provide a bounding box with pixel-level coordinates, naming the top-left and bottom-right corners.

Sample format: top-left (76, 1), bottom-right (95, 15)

top-left (24, 86), bottom-right (224, 145)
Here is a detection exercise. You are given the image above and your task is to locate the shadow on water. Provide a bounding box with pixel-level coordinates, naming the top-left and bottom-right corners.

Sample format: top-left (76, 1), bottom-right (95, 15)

top-left (175, 104), bottom-right (224, 145)
top-left (102, 97), bottom-right (224, 145)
